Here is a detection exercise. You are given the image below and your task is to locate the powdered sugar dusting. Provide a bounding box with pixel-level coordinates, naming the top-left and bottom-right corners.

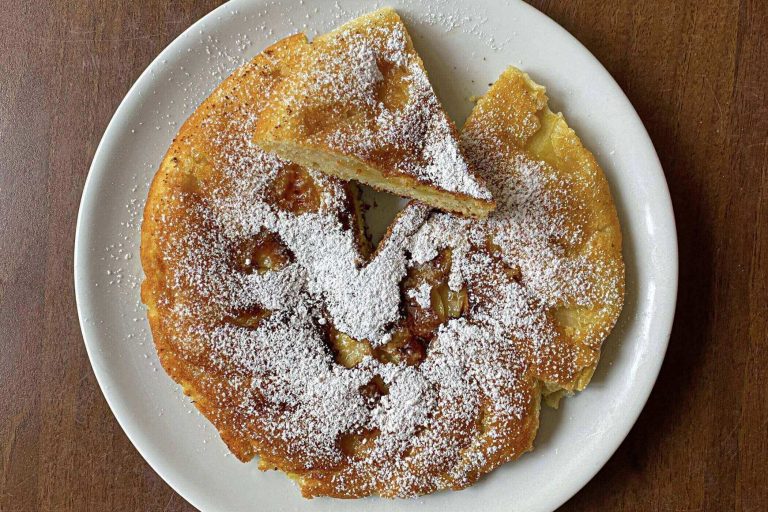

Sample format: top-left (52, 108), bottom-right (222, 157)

top-left (407, 282), bottom-right (432, 309)
top-left (143, 18), bottom-right (622, 498)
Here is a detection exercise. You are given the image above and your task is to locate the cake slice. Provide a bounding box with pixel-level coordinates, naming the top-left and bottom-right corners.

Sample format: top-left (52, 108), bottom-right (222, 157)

top-left (254, 8), bottom-right (495, 218)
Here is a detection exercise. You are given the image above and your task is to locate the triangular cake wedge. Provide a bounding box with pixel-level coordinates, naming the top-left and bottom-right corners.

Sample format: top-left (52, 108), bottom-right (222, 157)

top-left (254, 8), bottom-right (495, 218)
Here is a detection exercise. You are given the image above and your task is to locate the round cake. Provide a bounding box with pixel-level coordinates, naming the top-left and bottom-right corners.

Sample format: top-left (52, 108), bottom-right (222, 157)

top-left (141, 34), bottom-right (624, 498)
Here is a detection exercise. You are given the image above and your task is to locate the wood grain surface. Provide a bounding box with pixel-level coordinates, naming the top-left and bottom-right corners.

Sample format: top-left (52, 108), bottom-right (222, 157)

top-left (0, 1), bottom-right (766, 510)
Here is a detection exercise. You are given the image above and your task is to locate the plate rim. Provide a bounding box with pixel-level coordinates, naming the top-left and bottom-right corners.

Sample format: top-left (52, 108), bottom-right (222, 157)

top-left (74, 1), bottom-right (679, 510)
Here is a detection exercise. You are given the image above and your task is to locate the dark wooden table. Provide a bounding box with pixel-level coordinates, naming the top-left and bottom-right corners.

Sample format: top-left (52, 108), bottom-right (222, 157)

top-left (1, 1), bottom-right (766, 510)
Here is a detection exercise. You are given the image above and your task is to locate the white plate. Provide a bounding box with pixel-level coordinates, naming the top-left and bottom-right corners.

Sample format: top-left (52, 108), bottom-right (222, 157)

top-left (74, 1), bottom-right (677, 511)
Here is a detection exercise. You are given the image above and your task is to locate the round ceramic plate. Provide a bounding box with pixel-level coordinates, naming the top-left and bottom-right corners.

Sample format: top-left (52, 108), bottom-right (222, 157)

top-left (74, 1), bottom-right (677, 510)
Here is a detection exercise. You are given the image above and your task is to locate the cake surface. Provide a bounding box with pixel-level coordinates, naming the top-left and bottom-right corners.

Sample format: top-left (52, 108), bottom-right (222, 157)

top-left (141, 30), bottom-right (624, 498)
top-left (431, 66), bottom-right (625, 405)
top-left (253, 8), bottom-right (495, 218)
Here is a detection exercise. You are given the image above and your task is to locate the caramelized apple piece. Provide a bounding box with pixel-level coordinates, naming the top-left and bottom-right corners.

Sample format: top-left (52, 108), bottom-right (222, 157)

top-left (232, 229), bottom-right (293, 274)
top-left (267, 163), bottom-right (321, 214)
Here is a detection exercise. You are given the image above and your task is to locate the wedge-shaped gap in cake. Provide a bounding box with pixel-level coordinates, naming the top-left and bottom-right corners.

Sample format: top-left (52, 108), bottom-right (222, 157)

top-left (358, 183), bottom-right (409, 250)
